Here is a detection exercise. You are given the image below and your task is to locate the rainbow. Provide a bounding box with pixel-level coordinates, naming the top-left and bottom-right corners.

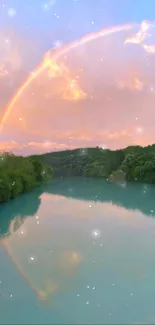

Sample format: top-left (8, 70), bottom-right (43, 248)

top-left (0, 23), bottom-right (134, 131)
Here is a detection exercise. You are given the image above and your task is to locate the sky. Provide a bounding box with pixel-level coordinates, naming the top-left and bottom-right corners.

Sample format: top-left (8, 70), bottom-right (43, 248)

top-left (1, 0), bottom-right (155, 155)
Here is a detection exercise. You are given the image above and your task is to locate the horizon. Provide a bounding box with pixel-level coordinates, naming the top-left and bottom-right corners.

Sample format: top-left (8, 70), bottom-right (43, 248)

top-left (1, 142), bottom-right (153, 158)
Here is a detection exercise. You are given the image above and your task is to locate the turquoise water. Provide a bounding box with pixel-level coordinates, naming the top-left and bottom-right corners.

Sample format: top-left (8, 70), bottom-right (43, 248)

top-left (1, 177), bottom-right (155, 324)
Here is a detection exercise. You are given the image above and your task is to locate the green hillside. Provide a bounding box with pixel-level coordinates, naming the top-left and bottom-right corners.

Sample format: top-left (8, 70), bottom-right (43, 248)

top-left (1, 143), bottom-right (155, 204)
top-left (38, 144), bottom-right (155, 183)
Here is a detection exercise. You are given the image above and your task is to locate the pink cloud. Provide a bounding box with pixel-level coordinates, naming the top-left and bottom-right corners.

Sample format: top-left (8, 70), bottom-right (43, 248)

top-left (1, 24), bottom-right (155, 154)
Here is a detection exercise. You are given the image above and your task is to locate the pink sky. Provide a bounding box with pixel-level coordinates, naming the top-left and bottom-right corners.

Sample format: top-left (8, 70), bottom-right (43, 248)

top-left (1, 23), bottom-right (155, 155)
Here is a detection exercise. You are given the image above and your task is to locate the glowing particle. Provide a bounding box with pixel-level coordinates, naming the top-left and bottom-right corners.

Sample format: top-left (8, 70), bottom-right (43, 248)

top-left (53, 40), bottom-right (62, 49)
top-left (136, 127), bottom-right (143, 134)
top-left (42, 0), bottom-right (56, 11)
top-left (37, 221), bottom-right (40, 225)
top-left (89, 205), bottom-right (92, 208)
top-left (28, 255), bottom-right (36, 263)
top-left (18, 117), bottom-right (22, 121)
top-left (92, 21), bottom-right (95, 25)
top-left (87, 285), bottom-right (90, 289)
top-left (91, 229), bottom-right (101, 239)
top-left (77, 294), bottom-right (80, 297)
top-left (86, 301), bottom-right (90, 305)
top-left (8, 8), bottom-right (16, 17)
top-left (36, 216), bottom-right (39, 219)
top-left (112, 283), bottom-right (115, 286)
top-left (10, 294), bottom-right (13, 298)
top-left (92, 287), bottom-right (95, 290)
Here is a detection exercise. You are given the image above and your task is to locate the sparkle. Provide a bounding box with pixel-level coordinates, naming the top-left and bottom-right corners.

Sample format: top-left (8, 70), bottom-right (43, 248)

top-left (10, 294), bottom-right (13, 298)
top-left (150, 86), bottom-right (154, 92)
top-left (92, 287), bottom-right (95, 290)
top-left (86, 301), bottom-right (90, 305)
top-left (87, 285), bottom-right (90, 288)
top-left (8, 8), bottom-right (16, 17)
top-left (136, 126), bottom-right (143, 134)
top-left (28, 255), bottom-right (36, 263)
top-left (91, 229), bottom-right (101, 239)
top-left (53, 40), bottom-right (62, 49)
top-left (89, 204), bottom-right (92, 208)
top-left (77, 294), bottom-right (80, 297)
top-left (42, 0), bottom-right (56, 11)
top-left (18, 117), bottom-right (22, 121)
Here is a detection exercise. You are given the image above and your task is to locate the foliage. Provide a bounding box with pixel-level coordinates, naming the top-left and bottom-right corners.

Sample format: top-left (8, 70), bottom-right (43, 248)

top-left (1, 143), bottom-right (155, 204)
top-left (0, 152), bottom-right (53, 203)
top-left (40, 145), bottom-right (155, 184)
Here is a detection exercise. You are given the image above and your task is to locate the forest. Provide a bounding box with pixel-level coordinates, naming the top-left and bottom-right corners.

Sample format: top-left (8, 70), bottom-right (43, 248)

top-left (0, 152), bottom-right (53, 203)
top-left (1, 143), bottom-right (155, 203)
top-left (39, 144), bottom-right (155, 183)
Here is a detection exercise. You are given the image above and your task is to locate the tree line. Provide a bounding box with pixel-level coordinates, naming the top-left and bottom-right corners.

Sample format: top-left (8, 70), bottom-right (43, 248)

top-left (40, 144), bottom-right (155, 183)
top-left (1, 143), bottom-right (155, 204)
top-left (0, 152), bottom-right (53, 203)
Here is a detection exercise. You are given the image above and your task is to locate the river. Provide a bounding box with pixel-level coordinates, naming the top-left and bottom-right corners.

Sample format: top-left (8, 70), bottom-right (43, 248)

top-left (0, 177), bottom-right (155, 324)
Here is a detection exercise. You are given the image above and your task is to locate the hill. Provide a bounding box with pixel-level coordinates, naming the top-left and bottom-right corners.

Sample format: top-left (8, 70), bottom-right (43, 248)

top-left (37, 144), bottom-right (155, 183)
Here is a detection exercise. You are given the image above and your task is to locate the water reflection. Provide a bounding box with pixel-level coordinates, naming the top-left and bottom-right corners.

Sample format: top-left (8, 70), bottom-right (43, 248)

top-left (1, 178), bottom-right (155, 323)
top-left (1, 177), bottom-right (155, 238)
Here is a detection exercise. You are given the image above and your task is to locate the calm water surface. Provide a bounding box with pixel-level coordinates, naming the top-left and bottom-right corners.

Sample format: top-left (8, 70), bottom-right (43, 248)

top-left (1, 177), bottom-right (155, 324)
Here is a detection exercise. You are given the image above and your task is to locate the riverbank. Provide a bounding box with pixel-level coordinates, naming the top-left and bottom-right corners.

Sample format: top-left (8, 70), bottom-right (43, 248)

top-left (0, 152), bottom-right (53, 203)
top-left (1, 143), bottom-right (155, 203)
top-left (40, 144), bottom-right (155, 184)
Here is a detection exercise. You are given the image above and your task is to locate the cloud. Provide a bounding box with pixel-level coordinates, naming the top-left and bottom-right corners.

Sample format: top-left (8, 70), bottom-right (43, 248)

top-left (116, 76), bottom-right (144, 91)
top-left (1, 23), bottom-right (155, 154)
top-left (124, 20), bottom-right (150, 45)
